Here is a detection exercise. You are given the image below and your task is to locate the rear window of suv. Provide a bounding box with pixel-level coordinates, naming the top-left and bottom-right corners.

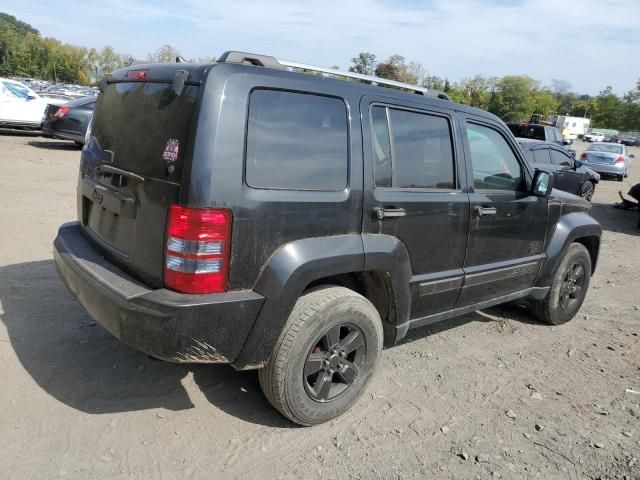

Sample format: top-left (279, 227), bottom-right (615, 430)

top-left (507, 124), bottom-right (545, 141)
top-left (245, 90), bottom-right (349, 191)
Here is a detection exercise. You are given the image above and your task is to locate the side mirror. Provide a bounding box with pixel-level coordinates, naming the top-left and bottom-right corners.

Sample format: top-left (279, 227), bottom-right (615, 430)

top-left (26, 95), bottom-right (37, 101)
top-left (574, 159), bottom-right (584, 167)
top-left (532, 170), bottom-right (553, 197)
top-left (564, 139), bottom-right (573, 145)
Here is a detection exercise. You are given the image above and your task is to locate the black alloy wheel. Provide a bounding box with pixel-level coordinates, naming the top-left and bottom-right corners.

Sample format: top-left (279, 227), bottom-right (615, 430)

top-left (303, 323), bottom-right (366, 402)
top-left (558, 261), bottom-right (586, 313)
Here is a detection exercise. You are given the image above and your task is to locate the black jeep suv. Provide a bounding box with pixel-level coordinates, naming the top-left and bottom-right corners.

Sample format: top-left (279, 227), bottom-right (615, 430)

top-left (54, 51), bottom-right (602, 426)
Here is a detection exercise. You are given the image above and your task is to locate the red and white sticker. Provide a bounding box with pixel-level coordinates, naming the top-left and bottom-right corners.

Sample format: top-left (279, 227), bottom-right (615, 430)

top-left (162, 138), bottom-right (179, 163)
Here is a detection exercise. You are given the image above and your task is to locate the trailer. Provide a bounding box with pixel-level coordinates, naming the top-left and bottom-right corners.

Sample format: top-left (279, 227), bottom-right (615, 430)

top-left (548, 115), bottom-right (591, 140)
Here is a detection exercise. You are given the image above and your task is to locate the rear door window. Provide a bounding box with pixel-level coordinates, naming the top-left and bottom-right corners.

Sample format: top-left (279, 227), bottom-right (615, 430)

top-left (371, 106), bottom-right (455, 190)
top-left (532, 147), bottom-right (551, 164)
top-left (245, 90), bottom-right (348, 191)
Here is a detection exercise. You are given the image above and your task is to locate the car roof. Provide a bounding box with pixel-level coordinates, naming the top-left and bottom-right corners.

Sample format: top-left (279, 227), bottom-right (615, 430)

top-left (590, 142), bottom-right (621, 146)
top-left (109, 61), bottom-right (503, 123)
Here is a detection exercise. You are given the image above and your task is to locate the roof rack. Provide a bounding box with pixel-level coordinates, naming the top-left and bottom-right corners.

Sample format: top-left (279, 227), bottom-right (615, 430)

top-left (217, 51), bottom-right (450, 101)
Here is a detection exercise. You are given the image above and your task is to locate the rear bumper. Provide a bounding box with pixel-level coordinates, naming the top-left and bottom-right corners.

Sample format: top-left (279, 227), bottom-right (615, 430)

top-left (53, 222), bottom-right (264, 365)
top-left (585, 163), bottom-right (625, 175)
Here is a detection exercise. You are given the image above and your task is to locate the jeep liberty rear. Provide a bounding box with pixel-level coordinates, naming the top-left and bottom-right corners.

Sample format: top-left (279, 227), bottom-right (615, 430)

top-left (54, 52), bottom-right (601, 426)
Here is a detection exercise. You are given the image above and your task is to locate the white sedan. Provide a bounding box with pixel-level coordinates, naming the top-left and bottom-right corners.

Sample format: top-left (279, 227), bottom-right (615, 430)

top-left (0, 78), bottom-right (49, 129)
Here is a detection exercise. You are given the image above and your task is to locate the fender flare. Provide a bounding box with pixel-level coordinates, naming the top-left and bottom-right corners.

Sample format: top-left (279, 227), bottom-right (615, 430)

top-left (535, 211), bottom-right (602, 288)
top-left (232, 234), bottom-right (413, 369)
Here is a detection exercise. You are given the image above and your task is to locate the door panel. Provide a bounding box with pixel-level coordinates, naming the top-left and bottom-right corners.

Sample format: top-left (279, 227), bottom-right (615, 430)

top-left (458, 116), bottom-right (548, 307)
top-left (549, 147), bottom-right (580, 195)
top-left (361, 96), bottom-right (469, 319)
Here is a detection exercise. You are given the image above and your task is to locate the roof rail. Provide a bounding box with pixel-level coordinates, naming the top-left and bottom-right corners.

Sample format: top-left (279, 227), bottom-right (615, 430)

top-left (217, 51), bottom-right (450, 101)
top-left (278, 59), bottom-right (449, 100)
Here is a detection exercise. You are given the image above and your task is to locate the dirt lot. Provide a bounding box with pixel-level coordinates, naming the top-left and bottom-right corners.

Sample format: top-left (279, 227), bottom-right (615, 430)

top-left (0, 133), bottom-right (638, 480)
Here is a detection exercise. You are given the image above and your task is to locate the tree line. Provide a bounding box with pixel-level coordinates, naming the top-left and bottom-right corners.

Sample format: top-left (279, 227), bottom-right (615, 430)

top-left (0, 13), bottom-right (211, 85)
top-left (1, 13), bottom-right (638, 130)
top-left (350, 52), bottom-right (640, 131)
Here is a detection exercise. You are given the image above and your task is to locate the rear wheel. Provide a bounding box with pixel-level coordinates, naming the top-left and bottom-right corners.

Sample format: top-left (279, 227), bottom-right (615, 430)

top-left (259, 286), bottom-right (383, 426)
top-left (617, 174), bottom-right (624, 182)
top-left (579, 181), bottom-right (595, 201)
top-left (531, 243), bottom-right (591, 325)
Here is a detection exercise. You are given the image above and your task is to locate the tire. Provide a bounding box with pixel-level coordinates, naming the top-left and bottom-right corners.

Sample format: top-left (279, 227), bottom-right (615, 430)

top-left (617, 174), bottom-right (624, 182)
top-left (531, 243), bottom-right (591, 325)
top-left (259, 286), bottom-right (383, 426)
top-left (579, 181), bottom-right (595, 201)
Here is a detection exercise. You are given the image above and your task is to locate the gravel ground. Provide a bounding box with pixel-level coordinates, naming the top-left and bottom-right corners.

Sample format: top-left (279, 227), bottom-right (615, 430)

top-left (0, 134), bottom-right (638, 480)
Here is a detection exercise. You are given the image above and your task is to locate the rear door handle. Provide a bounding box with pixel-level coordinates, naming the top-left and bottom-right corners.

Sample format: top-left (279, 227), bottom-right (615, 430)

top-left (374, 207), bottom-right (406, 219)
top-left (474, 206), bottom-right (497, 217)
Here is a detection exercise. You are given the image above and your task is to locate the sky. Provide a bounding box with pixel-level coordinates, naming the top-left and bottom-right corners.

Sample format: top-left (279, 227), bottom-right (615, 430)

top-left (4, 0), bottom-right (640, 95)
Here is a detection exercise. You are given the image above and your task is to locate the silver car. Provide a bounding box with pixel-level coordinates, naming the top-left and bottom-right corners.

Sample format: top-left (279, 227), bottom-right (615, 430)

top-left (580, 142), bottom-right (634, 181)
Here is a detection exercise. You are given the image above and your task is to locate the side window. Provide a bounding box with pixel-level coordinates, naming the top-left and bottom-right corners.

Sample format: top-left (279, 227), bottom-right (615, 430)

top-left (371, 106), bottom-right (455, 189)
top-left (525, 150), bottom-right (535, 164)
top-left (466, 123), bottom-right (523, 191)
top-left (246, 90), bottom-right (348, 191)
top-left (532, 147), bottom-right (550, 164)
top-left (550, 148), bottom-right (573, 167)
top-left (371, 106), bottom-right (392, 187)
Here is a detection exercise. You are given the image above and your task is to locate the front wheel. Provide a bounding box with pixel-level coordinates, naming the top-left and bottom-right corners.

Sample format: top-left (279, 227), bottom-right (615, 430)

top-left (531, 243), bottom-right (591, 325)
top-left (579, 181), bottom-right (595, 201)
top-left (259, 286), bottom-right (383, 426)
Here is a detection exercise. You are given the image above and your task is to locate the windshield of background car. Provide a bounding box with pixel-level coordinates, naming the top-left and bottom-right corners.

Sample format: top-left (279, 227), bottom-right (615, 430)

top-left (587, 144), bottom-right (623, 154)
top-left (3, 81), bottom-right (31, 99)
top-left (508, 124), bottom-right (545, 140)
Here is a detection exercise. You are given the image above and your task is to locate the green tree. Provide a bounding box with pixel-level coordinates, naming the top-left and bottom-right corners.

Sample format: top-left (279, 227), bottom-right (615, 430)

top-left (592, 86), bottom-right (624, 129)
top-left (455, 75), bottom-right (495, 109)
top-left (489, 75), bottom-right (538, 121)
top-left (374, 55), bottom-right (418, 84)
top-left (421, 74), bottom-right (445, 90)
top-left (147, 44), bottom-right (181, 63)
top-left (531, 89), bottom-right (559, 117)
top-left (349, 52), bottom-right (376, 76)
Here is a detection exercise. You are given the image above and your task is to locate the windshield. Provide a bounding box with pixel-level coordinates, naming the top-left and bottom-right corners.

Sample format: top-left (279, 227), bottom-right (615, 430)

top-left (507, 124), bottom-right (545, 140)
top-left (3, 81), bottom-right (32, 99)
top-left (587, 144), bottom-right (623, 154)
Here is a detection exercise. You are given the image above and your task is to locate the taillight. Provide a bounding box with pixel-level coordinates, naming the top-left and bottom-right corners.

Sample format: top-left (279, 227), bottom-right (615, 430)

top-left (52, 106), bottom-right (69, 120)
top-left (580, 152), bottom-right (587, 160)
top-left (615, 156), bottom-right (625, 164)
top-left (164, 205), bottom-right (232, 294)
top-left (124, 69), bottom-right (148, 81)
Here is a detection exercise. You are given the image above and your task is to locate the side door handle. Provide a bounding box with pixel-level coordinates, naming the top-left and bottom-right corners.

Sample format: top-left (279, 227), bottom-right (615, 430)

top-left (374, 207), bottom-right (406, 219)
top-left (474, 206), bottom-right (497, 217)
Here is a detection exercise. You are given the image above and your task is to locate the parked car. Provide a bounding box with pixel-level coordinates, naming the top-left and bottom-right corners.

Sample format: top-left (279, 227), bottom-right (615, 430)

top-left (506, 122), bottom-right (572, 147)
top-left (0, 77), bottom-right (48, 128)
top-left (42, 96), bottom-right (96, 145)
top-left (620, 136), bottom-right (640, 147)
top-left (53, 51), bottom-right (602, 426)
top-left (584, 132), bottom-right (605, 142)
top-left (580, 142), bottom-right (634, 181)
top-left (518, 139), bottom-right (600, 200)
